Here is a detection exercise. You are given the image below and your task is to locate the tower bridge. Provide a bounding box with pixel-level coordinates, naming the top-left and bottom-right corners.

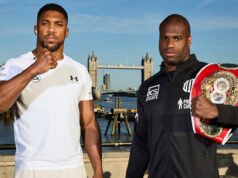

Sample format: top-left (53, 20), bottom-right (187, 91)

top-left (88, 51), bottom-right (153, 89)
top-left (98, 64), bottom-right (144, 70)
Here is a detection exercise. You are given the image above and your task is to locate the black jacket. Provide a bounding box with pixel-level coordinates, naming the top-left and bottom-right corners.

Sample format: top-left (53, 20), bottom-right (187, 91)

top-left (126, 54), bottom-right (228, 178)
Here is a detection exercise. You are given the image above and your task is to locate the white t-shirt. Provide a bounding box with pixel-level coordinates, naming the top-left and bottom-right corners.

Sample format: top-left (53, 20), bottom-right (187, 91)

top-left (0, 52), bottom-right (93, 170)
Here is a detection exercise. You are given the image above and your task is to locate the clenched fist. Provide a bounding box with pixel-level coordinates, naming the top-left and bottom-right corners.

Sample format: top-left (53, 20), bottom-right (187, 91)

top-left (191, 96), bottom-right (218, 119)
top-left (30, 49), bottom-right (58, 75)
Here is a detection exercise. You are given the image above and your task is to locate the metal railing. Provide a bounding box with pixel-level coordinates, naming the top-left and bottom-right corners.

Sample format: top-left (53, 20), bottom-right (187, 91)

top-left (0, 141), bottom-right (237, 150)
top-left (0, 142), bottom-right (133, 150)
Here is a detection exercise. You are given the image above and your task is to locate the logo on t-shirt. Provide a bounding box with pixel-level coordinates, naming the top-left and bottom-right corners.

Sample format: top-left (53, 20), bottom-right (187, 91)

top-left (0, 63), bottom-right (5, 70)
top-left (183, 79), bottom-right (194, 93)
top-left (177, 98), bottom-right (190, 110)
top-left (32, 75), bottom-right (41, 83)
top-left (70, 75), bottom-right (79, 82)
top-left (146, 84), bottom-right (160, 101)
top-left (135, 113), bottom-right (139, 122)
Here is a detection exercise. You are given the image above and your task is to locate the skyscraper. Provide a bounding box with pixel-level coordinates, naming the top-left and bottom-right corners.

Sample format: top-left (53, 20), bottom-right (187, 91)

top-left (103, 74), bottom-right (111, 90)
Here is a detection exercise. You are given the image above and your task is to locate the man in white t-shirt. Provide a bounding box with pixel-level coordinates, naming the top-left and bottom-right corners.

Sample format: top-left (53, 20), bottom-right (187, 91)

top-left (0, 3), bottom-right (103, 178)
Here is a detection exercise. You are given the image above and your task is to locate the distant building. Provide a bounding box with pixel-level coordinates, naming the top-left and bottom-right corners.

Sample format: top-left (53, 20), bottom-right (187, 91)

top-left (103, 74), bottom-right (111, 90)
top-left (88, 51), bottom-right (98, 88)
top-left (88, 51), bottom-right (153, 88)
top-left (101, 84), bottom-right (106, 90)
top-left (128, 87), bottom-right (136, 91)
top-left (141, 52), bottom-right (153, 82)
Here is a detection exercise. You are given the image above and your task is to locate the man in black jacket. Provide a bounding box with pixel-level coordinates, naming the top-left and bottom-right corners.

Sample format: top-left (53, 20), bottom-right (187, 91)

top-left (126, 14), bottom-right (238, 178)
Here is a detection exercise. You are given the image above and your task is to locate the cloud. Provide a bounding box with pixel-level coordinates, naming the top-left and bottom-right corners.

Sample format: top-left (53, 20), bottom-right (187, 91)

top-left (191, 16), bottom-right (238, 31)
top-left (69, 14), bottom-right (162, 34)
top-left (197, 0), bottom-right (214, 7)
top-left (1, 13), bottom-right (238, 36)
top-left (69, 13), bottom-right (238, 34)
top-left (0, 28), bottom-right (32, 36)
top-left (0, 0), bottom-right (15, 4)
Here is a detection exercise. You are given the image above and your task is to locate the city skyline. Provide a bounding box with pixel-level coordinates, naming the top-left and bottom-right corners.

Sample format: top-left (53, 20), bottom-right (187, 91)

top-left (1, 0), bottom-right (238, 89)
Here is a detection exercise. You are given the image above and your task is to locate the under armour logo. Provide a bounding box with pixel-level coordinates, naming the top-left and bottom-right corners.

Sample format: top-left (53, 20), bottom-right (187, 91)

top-left (70, 75), bottom-right (78, 82)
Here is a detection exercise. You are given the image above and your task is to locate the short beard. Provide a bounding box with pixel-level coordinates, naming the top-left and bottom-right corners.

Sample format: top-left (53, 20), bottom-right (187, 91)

top-left (41, 41), bottom-right (62, 52)
top-left (163, 56), bottom-right (187, 66)
top-left (166, 60), bottom-right (183, 66)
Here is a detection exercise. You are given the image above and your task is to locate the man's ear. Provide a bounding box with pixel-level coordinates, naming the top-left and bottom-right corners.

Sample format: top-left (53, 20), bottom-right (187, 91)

top-left (34, 26), bottom-right (37, 35)
top-left (65, 28), bottom-right (69, 38)
top-left (188, 36), bottom-right (192, 46)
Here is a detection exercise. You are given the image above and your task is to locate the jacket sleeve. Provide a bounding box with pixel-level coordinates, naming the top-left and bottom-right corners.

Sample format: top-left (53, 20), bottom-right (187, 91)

top-left (217, 104), bottom-right (238, 126)
top-left (126, 96), bottom-right (149, 178)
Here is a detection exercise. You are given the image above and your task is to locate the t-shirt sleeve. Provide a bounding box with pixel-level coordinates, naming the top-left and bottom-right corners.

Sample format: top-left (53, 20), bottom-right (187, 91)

top-left (79, 68), bottom-right (93, 101)
top-left (0, 60), bottom-right (24, 81)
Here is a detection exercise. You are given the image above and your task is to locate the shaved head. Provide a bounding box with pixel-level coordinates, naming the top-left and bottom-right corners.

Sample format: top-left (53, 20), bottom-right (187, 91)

top-left (159, 14), bottom-right (191, 37)
top-left (159, 14), bottom-right (192, 70)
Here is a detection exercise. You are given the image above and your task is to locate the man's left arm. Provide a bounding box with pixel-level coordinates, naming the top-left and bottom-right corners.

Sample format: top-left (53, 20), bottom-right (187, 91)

top-left (79, 100), bottom-right (103, 178)
top-left (191, 96), bottom-right (238, 126)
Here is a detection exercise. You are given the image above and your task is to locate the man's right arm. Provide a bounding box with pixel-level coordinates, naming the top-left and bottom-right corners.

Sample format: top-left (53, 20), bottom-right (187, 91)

top-left (191, 96), bottom-right (238, 126)
top-left (0, 67), bottom-right (37, 113)
top-left (0, 49), bottom-right (58, 113)
top-left (126, 97), bottom-right (149, 178)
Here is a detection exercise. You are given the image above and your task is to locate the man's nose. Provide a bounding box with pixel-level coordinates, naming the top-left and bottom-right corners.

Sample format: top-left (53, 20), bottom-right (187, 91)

top-left (48, 24), bottom-right (56, 33)
top-left (167, 39), bottom-right (175, 47)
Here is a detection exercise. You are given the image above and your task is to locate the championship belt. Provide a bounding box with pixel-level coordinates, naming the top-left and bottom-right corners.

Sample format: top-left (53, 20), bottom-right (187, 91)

top-left (190, 63), bottom-right (238, 144)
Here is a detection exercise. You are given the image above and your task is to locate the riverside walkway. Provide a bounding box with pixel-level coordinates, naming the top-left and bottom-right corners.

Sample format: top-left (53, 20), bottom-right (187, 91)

top-left (0, 149), bottom-right (238, 178)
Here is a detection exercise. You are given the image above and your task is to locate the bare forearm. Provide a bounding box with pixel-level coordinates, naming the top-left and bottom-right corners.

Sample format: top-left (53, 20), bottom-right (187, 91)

top-left (82, 120), bottom-right (102, 174)
top-left (0, 66), bottom-right (35, 113)
top-left (79, 100), bottom-right (103, 177)
top-left (0, 49), bottom-right (59, 113)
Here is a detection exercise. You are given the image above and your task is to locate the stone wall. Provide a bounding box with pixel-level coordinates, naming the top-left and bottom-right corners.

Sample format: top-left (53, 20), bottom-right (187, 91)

top-left (0, 149), bottom-right (238, 178)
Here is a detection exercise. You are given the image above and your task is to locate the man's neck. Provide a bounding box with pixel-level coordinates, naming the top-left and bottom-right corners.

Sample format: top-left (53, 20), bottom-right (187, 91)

top-left (164, 63), bottom-right (176, 71)
top-left (163, 54), bottom-right (192, 71)
top-left (32, 48), bottom-right (64, 61)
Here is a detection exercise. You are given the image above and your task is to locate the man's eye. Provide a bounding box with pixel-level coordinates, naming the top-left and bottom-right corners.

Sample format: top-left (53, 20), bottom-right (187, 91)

top-left (161, 37), bottom-right (167, 41)
top-left (56, 23), bottom-right (63, 27)
top-left (175, 37), bottom-right (181, 41)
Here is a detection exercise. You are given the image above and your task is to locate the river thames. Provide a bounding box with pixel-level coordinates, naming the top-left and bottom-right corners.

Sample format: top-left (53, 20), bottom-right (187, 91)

top-left (0, 95), bottom-right (237, 154)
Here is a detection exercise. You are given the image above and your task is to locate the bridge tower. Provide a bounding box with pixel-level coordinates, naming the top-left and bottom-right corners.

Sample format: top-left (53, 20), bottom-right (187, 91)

top-left (141, 52), bottom-right (153, 82)
top-left (88, 51), bottom-right (98, 88)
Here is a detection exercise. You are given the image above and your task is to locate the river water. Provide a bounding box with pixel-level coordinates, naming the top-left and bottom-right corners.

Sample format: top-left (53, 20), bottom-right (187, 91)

top-left (0, 95), bottom-right (237, 154)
